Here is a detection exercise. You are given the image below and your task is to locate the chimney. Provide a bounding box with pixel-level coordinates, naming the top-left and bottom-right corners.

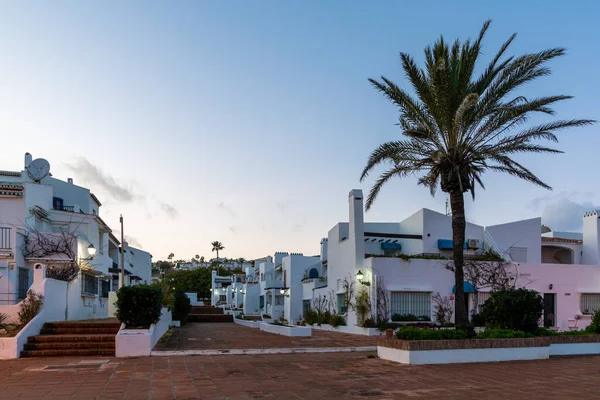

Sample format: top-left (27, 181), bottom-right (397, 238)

top-left (24, 152), bottom-right (32, 169)
top-left (68, 178), bottom-right (73, 184)
top-left (582, 211), bottom-right (600, 265)
top-left (320, 238), bottom-right (328, 262)
top-left (349, 189), bottom-right (365, 270)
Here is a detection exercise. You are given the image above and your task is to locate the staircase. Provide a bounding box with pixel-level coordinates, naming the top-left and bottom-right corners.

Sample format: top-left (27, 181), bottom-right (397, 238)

top-left (188, 306), bottom-right (233, 323)
top-left (21, 320), bottom-right (121, 357)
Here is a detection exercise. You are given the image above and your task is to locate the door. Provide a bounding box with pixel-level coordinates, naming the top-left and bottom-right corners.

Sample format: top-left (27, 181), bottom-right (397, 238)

top-left (18, 268), bottom-right (30, 300)
top-left (544, 293), bottom-right (556, 328)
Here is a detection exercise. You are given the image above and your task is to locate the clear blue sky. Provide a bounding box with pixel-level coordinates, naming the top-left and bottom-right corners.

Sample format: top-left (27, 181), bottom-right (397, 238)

top-left (0, 1), bottom-right (598, 260)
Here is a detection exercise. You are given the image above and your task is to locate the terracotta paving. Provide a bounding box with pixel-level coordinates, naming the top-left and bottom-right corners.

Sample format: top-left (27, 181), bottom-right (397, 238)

top-left (2, 353), bottom-right (600, 399)
top-left (153, 323), bottom-right (380, 351)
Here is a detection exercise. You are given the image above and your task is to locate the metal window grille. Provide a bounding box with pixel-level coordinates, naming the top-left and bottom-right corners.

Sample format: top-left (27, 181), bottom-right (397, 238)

top-left (476, 292), bottom-right (492, 312)
top-left (0, 227), bottom-right (11, 250)
top-left (390, 292), bottom-right (431, 319)
top-left (82, 273), bottom-right (99, 295)
top-left (100, 280), bottom-right (110, 298)
top-left (580, 294), bottom-right (600, 315)
top-left (337, 294), bottom-right (346, 314)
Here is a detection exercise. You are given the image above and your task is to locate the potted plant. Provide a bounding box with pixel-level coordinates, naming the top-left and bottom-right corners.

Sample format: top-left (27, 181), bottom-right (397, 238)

top-left (385, 328), bottom-right (394, 337)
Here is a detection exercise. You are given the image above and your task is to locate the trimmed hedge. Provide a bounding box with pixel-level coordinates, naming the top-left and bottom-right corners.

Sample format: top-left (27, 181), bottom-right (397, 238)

top-left (170, 288), bottom-right (192, 324)
top-left (115, 285), bottom-right (163, 328)
top-left (395, 326), bottom-right (467, 340)
top-left (479, 288), bottom-right (543, 333)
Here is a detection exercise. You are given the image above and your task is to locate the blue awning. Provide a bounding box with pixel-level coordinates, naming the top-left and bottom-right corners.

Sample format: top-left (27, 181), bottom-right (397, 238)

top-left (452, 281), bottom-right (475, 293)
top-left (438, 239), bottom-right (468, 250)
top-left (381, 242), bottom-right (402, 250)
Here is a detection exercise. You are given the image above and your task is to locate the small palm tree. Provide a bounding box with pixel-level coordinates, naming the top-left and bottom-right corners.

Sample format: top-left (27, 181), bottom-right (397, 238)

top-left (211, 241), bottom-right (225, 275)
top-left (361, 20), bottom-right (594, 328)
top-left (167, 253), bottom-right (174, 268)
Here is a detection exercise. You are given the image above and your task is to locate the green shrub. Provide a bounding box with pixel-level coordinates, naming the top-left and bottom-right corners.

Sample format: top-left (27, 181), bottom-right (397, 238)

top-left (392, 313), bottom-right (417, 322)
top-left (329, 314), bottom-right (346, 327)
top-left (115, 285), bottom-right (163, 328)
top-left (585, 310), bottom-right (600, 333)
top-left (170, 288), bottom-right (192, 324)
top-left (262, 314), bottom-right (271, 319)
top-left (18, 290), bottom-right (44, 326)
top-left (476, 329), bottom-right (533, 339)
top-left (395, 326), bottom-right (466, 341)
top-left (303, 309), bottom-right (318, 325)
top-left (479, 288), bottom-right (543, 333)
top-left (0, 312), bottom-right (10, 328)
top-left (470, 313), bottom-right (485, 327)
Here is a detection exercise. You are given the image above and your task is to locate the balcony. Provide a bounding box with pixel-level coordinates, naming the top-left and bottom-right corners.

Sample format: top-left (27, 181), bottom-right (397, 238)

top-left (54, 205), bottom-right (75, 212)
top-left (263, 279), bottom-right (283, 289)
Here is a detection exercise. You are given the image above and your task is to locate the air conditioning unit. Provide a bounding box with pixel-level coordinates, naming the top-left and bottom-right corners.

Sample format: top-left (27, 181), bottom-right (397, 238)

top-left (467, 239), bottom-right (480, 249)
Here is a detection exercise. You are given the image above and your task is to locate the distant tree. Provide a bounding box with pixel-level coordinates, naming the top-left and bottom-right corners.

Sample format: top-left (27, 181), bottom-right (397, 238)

top-left (211, 241), bottom-right (225, 275)
top-left (361, 20), bottom-right (594, 327)
top-left (200, 256), bottom-right (205, 263)
top-left (541, 225), bottom-right (552, 233)
top-left (194, 254), bottom-right (200, 261)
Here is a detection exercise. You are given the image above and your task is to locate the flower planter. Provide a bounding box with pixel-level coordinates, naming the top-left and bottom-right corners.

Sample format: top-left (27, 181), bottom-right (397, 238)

top-left (260, 322), bottom-right (311, 337)
top-left (310, 324), bottom-right (382, 336)
top-left (234, 318), bottom-right (262, 329)
top-left (385, 329), bottom-right (394, 337)
top-left (377, 337), bottom-right (550, 365)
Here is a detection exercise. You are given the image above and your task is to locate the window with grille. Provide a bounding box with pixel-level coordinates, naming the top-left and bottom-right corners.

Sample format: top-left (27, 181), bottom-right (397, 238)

top-left (390, 292), bottom-right (431, 319)
top-left (476, 292), bottom-right (492, 312)
top-left (303, 300), bottom-right (311, 315)
top-left (82, 273), bottom-right (99, 295)
top-left (580, 294), bottom-right (600, 315)
top-left (260, 295), bottom-right (264, 308)
top-left (100, 280), bottom-right (110, 298)
top-left (337, 294), bottom-right (347, 314)
top-left (275, 295), bottom-right (284, 305)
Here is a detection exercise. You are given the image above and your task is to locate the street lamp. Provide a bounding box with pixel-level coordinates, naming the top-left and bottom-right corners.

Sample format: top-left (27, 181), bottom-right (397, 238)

top-left (87, 244), bottom-right (96, 257)
top-left (356, 270), bottom-right (370, 286)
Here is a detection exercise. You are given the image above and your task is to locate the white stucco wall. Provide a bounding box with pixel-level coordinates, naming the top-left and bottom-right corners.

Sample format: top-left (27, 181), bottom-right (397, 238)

top-left (486, 218), bottom-right (542, 263)
top-left (129, 247), bottom-right (152, 285)
top-left (283, 255), bottom-right (320, 323)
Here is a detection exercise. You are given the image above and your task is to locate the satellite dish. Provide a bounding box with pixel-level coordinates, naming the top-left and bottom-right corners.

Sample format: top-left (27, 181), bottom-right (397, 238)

top-left (26, 158), bottom-right (50, 182)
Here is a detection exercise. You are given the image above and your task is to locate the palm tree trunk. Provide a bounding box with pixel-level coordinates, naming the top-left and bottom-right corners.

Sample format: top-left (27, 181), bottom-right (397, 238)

top-left (217, 250), bottom-right (220, 276)
top-left (450, 190), bottom-right (469, 328)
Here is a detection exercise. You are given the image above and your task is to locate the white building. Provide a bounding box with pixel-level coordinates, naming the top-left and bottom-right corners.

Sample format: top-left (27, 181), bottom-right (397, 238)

top-left (179, 258), bottom-right (252, 271)
top-left (302, 189), bottom-right (600, 333)
top-left (0, 153), bottom-right (149, 322)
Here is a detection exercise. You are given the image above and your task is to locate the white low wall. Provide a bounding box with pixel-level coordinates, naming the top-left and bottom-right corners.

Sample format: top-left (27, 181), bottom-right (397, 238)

top-left (377, 345), bottom-right (549, 365)
top-left (310, 324), bottom-right (383, 336)
top-left (0, 310), bottom-right (46, 359)
top-left (234, 318), bottom-right (262, 328)
top-left (260, 322), bottom-right (311, 337)
top-left (116, 308), bottom-right (172, 357)
top-left (550, 342), bottom-right (600, 356)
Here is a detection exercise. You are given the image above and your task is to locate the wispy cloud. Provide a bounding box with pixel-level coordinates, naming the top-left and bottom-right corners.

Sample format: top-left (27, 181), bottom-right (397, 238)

top-left (218, 202), bottom-right (236, 217)
top-left (529, 191), bottom-right (598, 231)
top-left (229, 226), bottom-right (237, 233)
top-left (65, 157), bottom-right (134, 202)
top-left (114, 230), bottom-right (143, 249)
top-left (160, 202), bottom-right (179, 219)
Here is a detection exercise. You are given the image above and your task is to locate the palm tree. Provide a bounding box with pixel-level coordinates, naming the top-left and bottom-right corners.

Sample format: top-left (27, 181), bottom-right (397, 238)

top-left (361, 20), bottom-right (594, 328)
top-left (168, 253), bottom-right (174, 268)
top-left (238, 257), bottom-right (246, 271)
top-left (211, 241), bottom-right (225, 275)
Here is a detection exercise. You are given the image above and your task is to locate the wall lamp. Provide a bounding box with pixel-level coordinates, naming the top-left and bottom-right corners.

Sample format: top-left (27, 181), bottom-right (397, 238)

top-left (279, 288), bottom-right (290, 297)
top-left (356, 270), bottom-right (370, 286)
top-left (81, 244), bottom-right (97, 261)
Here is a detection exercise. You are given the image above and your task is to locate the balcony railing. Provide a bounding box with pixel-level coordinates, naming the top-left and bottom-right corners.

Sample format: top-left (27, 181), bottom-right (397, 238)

top-left (0, 227), bottom-right (11, 250)
top-left (54, 205), bottom-right (75, 212)
top-left (263, 279), bottom-right (283, 289)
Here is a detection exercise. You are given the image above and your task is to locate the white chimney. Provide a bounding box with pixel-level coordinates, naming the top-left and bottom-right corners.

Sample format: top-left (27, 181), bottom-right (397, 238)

top-left (24, 152), bottom-right (32, 169)
top-left (348, 189), bottom-right (365, 270)
top-left (582, 211), bottom-right (600, 265)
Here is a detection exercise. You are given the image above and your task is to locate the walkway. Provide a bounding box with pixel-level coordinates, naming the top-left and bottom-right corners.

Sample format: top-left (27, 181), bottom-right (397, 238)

top-left (2, 353), bottom-right (600, 399)
top-left (153, 322), bottom-right (380, 352)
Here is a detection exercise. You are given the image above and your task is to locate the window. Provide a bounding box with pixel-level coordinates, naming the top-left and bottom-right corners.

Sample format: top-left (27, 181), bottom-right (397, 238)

top-left (391, 292), bottom-right (431, 319)
top-left (303, 300), bottom-right (311, 315)
top-left (580, 294), bottom-right (600, 315)
top-left (275, 295), bottom-right (284, 305)
top-left (337, 294), bottom-right (347, 314)
top-left (100, 280), bottom-right (110, 298)
top-left (219, 295), bottom-right (226, 302)
top-left (259, 295), bottom-right (265, 308)
top-left (82, 273), bottom-right (99, 295)
top-left (476, 292), bottom-right (492, 313)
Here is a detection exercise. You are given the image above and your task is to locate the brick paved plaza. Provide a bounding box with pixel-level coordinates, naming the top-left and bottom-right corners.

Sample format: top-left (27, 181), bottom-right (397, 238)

top-left (2, 352), bottom-right (600, 399)
top-left (153, 323), bottom-right (380, 351)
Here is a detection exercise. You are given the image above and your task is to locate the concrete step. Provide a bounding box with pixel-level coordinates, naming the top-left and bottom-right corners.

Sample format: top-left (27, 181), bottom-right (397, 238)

top-left (28, 334), bottom-right (116, 343)
top-left (21, 348), bottom-right (116, 357)
top-left (190, 307), bottom-right (224, 315)
top-left (24, 341), bottom-right (115, 350)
